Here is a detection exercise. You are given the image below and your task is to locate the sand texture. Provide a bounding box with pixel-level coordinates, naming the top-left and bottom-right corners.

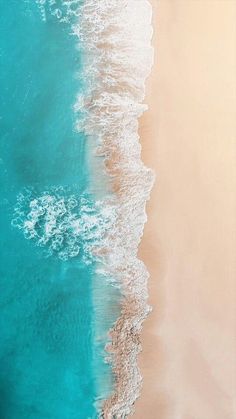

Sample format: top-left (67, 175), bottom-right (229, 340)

top-left (135, 1), bottom-right (236, 418)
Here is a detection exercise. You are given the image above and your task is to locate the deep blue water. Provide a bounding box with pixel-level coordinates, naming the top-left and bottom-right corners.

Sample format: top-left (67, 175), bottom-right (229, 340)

top-left (0, 2), bottom-right (119, 418)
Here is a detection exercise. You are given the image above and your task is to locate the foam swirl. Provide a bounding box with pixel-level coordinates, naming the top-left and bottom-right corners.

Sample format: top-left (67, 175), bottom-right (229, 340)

top-left (12, 187), bottom-right (116, 265)
top-left (73, 1), bottom-right (155, 417)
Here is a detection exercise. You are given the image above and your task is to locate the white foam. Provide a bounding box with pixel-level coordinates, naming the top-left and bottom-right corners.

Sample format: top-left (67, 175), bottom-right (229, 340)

top-left (72, 0), bottom-right (155, 417)
top-left (12, 188), bottom-right (116, 264)
top-left (35, 0), bottom-right (82, 23)
top-left (29, 0), bottom-right (155, 414)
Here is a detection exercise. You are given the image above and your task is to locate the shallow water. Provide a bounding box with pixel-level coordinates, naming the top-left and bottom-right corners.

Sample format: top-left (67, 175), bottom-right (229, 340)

top-left (0, 2), bottom-right (119, 418)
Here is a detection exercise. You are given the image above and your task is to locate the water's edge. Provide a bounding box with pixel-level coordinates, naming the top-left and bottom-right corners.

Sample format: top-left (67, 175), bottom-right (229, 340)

top-left (73, 1), bottom-right (155, 416)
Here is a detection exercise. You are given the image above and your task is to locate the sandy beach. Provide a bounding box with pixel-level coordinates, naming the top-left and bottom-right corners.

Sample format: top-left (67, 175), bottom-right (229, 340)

top-left (135, 1), bottom-right (236, 418)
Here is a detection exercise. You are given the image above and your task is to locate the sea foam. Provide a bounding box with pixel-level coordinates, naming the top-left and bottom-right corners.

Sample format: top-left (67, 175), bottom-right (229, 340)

top-left (31, 0), bottom-right (154, 415)
top-left (12, 187), bottom-right (116, 265)
top-left (72, 1), bottom-right (155, 417)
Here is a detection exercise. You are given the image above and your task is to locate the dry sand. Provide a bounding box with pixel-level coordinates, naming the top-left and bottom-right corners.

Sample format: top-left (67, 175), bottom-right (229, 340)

top-left (135, 1), bottom-right (236, 418)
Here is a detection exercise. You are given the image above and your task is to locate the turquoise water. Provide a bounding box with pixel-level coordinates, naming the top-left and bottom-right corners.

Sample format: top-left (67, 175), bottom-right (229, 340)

top-left (0, 2), bottom-right (119, 418)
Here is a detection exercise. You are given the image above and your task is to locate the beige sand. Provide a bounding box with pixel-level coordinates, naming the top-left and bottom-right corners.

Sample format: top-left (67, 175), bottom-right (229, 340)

top-left (135, 1), bottom-right (236, 418)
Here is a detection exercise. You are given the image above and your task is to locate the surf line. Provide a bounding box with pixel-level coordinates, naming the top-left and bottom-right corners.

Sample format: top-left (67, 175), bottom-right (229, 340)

top-left (73, 1), bottom-right (155, 416)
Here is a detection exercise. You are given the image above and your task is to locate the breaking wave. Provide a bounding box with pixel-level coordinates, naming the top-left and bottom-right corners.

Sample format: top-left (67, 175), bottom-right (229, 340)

top-left (72, 0), bottom-right (155, 417)
top-left (30, 0), bottom-right (154, 416)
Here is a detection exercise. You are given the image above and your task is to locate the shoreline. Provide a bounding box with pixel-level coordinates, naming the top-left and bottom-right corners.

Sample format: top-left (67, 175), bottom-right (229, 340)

top-left (74, 1), bottom-right (155, 417)
top-left (100, 0), bottom-right (155, 414)
top-left (135, 1), bottom-right (236, 418)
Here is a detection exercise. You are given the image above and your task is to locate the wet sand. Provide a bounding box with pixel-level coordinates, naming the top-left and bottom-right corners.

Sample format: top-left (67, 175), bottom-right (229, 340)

top-left (135, 1), bottom-right (236, 418)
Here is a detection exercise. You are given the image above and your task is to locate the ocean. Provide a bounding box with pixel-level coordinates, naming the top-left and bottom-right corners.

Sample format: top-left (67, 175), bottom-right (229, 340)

top-left (0, 1), bottom-right (154, 418)
top-left (0, 1), bottom-right (120, 418)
